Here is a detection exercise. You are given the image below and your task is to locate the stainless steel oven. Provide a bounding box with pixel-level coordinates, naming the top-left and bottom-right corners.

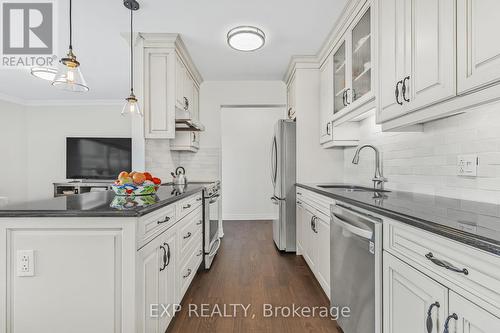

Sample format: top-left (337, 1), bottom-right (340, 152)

top-left (203, 181), bottom-right (221, 269)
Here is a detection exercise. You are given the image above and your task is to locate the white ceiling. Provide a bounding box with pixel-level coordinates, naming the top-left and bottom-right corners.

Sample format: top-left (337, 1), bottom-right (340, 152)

top-left (0, 0), bottom-right (347, 102)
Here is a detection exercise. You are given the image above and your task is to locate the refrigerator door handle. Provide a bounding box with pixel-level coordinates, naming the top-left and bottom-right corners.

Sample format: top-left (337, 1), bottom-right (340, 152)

top-left (270, 136), bottom-right (277, 188)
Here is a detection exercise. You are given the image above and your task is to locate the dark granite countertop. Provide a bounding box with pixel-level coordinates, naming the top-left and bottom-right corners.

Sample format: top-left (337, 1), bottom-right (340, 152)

top-left (0, 184), bottom-right (204, 218)
top-left (297, 183), bottom-right (500, 255)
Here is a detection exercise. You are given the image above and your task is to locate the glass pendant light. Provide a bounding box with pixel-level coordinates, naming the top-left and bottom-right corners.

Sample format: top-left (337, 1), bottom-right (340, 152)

top-left (30, 67), bottom-right (58, 81)
top-left (52, 0), bottom-right (89, 92)
top-left (121, 0), bottom-right (142, 116)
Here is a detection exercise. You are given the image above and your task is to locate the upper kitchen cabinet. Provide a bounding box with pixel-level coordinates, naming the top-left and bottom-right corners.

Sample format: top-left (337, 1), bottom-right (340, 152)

top-left (319, 53), bottom-right (360, 148)
top-left (378, 0), bottom-right (456, 126)
top-left (457, 0), bottom-right (500, 94)
top-left (378, 0), bottom-right (500, 131)
top-left (331, 1), bottom-right (376, 125)
top-left (136, 34), bottom-right (204, 140)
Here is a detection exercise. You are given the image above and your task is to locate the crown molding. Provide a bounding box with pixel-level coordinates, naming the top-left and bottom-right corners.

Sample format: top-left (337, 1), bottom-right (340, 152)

top-left (282, 0), bottom-right (368, 84)
top-left (0, 92), bottom-right (123, 107)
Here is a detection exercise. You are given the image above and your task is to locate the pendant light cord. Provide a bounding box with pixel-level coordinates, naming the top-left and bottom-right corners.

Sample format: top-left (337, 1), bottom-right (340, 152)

top-left (69, 0), bottom-right (73, 50)
top-left (130, 8), bottom-right (134, 94)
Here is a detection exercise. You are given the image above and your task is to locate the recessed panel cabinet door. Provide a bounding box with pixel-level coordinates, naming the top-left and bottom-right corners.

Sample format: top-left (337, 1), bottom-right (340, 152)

top-left (448, 291), bottom-right (500, 333)
top-left (319, 56), bottom-right (334, 144)
top-left (158, 227), bottom-right (177, 332)
top-left (144, 48), bottom-right (176, 139)
top-left (405, 0), bottom-right (456, 113)
top-left (457, 0), bottom-right (500, 94)
top-left (378, 0), bottom-right (407, 122)
top-left (315, 215), bottom-right (330, 297)
top-left (383, 252), bottom-right (448, 333)
top-left (296, 200), bottom-right (304, 253)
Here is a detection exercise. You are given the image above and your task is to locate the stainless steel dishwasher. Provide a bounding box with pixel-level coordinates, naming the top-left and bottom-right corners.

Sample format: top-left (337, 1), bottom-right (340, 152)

top-left (330, 202), bottom-right (382, 333)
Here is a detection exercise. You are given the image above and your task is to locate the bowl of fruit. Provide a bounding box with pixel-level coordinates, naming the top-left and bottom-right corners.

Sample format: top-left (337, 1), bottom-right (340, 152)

top-left (112, 171), bottom-right (162, 196)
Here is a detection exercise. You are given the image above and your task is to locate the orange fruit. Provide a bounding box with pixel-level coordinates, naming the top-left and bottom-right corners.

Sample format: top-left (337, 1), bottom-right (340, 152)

top-left (133, 172), bottom-right (146, 185)
top-left (118, 171), bottom-right (129, 179)
top-left (144, 172), bottom-right (153, 181)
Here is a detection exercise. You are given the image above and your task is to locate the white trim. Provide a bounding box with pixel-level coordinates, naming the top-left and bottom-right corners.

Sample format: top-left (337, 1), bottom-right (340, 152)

top-left (0, 92), bottom-right (123, 106)
top-left (222, 214), bottom-right (277, 221)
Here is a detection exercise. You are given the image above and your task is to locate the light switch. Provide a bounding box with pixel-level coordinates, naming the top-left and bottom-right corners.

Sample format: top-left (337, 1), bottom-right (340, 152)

top-left (457, 155), bottom-right (478, 177)
top-left (17, 250), bottom-right (34, 277)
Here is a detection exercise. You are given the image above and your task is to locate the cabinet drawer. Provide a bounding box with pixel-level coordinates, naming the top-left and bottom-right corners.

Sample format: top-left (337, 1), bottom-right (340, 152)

top-left (176, 192), bottom-right (203, 220)
top-left (384, 220), bottom-right (500, 310)
top-left (178, 207), bottom-right (203, 259)
top-left (296, 188), bottom-right (334, 217)
top-left (179, 239), bottom-right (203, 299)
top-left (137, 205), bottom-right (176, 249)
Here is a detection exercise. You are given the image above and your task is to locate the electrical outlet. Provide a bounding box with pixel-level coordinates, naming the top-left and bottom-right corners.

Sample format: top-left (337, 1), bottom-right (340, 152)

top-left (457, 155), bottom-right (478, 177)
top-left (17, 250), bottom-right (34, 277)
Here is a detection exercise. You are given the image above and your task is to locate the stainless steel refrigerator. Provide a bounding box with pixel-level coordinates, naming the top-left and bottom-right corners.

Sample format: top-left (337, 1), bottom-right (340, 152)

top-left (270, 119), bottom-right (296, 252)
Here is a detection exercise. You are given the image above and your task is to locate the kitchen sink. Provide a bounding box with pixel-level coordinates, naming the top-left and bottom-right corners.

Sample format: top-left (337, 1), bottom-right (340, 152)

top-left (317, 185), bottom-right (391, 193)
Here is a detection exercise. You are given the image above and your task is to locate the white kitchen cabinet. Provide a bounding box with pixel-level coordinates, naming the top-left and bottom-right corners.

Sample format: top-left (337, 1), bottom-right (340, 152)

top-left (315, 214), bottom-right (330, 296)
top-left (457, 0), bottom-right (500, 94)
top-left (332, 1), bottom-right (376, 124)
top-left (378, 0), bottom-right (456, 124)
top-left (135, 34), bottom-right (203, 142)
top-left (319, 56), bottom-right (334, 145)
top-left (143, 48), bottom-right (176, 139)
top-left (296, 189), bottom-right (332, 298)
top-left (449, 291), bottom-right (500, 333)
top-left (170, 131), bottom-right (200, 152)
top-left (319, 53), bottom-right (360, 148)
top-left (138, 225), bottom-right (177, 333)
top-left (287, 73), bottom-right (296, 120)
top-left (383, 251), bottom-right (448, 333)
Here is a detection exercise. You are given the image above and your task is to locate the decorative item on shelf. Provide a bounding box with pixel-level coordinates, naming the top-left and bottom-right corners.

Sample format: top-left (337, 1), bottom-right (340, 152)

top-left (110, 195), bottom-right (159, 210)
top-left (227, 26), bottom-right (266, 52)
top-left (52, 0), bottom-right (89, 92)
top-left (121, 0), bottom-right (143, 116)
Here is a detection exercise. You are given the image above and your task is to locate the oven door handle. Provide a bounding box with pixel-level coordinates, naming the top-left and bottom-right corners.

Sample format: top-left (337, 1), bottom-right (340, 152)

top-left (207, 237), bottom-right (221, 258)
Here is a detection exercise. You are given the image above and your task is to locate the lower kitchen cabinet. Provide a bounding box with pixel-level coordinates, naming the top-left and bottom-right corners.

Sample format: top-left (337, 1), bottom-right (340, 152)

top-left (449, 291), bottom-right (500, 333)
top-left (383, 219), bottom-right (500, 333)
top-left (138, 226), bottom-right (178, 333)
top-left (296, 189), bottom-right (332, 298)
top-left (383, 251), bottom-right (448, 333)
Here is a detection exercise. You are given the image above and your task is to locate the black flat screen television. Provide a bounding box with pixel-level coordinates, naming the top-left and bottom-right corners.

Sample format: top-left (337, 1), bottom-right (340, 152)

top-left (66, 137), bottom-right (132, 180)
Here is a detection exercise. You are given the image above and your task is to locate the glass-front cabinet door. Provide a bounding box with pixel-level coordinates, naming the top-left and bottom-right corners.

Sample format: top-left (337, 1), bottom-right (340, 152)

top-left (333, 40), bottom-right (347, 114)
top-left (350, 7), bottom-right (371, 105)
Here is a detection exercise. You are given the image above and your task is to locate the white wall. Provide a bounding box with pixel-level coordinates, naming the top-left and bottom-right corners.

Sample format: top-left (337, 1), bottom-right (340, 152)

top-left (145, 81), bottom-right (287, 184)
top-left (0, 99), bottom-right (28, 204)
top-left (344, 102), bottom-right (500, 204)
top-left (0, 100), bottom-right (131, 203)
top-left (221, 107), bottom-right (285, 220)
top-left (294, 68), bottom-right (345, 183)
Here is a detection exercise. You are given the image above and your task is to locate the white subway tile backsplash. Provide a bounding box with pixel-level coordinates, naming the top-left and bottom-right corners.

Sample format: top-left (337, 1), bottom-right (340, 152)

top-left (344, 102), bottom-right (500, 204)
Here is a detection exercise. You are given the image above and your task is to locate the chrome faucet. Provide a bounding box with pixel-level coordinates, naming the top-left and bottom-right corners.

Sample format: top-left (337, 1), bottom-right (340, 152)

top-left (352, 144), bottom-right (388, 190)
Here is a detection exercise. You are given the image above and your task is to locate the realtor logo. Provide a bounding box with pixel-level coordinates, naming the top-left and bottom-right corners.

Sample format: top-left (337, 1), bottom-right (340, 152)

top-left (1, 0), bottom-right (56, 67)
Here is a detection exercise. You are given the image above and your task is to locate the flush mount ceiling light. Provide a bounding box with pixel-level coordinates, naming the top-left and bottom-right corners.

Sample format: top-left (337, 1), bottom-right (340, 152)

top-left (121, 0), bottom-right (142, 117)
top-left (52, 0), bottom-right (89, 92)
top-left (227, 26), bottom-right (266, 52)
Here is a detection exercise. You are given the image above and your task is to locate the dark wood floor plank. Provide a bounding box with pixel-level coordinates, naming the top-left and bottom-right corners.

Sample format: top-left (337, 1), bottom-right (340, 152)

top-left (167, 220), bottom-right (339, 333)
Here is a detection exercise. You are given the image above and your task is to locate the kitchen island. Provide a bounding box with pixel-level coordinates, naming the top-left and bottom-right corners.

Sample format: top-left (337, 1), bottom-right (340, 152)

top-left (0, 184), bottom-right (205, 333)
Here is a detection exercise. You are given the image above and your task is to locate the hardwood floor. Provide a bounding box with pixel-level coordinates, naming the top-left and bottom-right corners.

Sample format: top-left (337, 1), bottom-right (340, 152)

top-left (167, 220), bottom-right (339, 333)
